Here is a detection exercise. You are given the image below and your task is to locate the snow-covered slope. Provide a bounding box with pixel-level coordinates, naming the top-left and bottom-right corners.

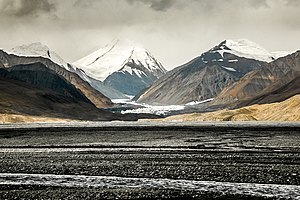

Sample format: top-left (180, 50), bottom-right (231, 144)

top-left (74, 39), bottom-right (167, 96)
top-left (210, 39), bottom-right (274, 63)
top-left (74, 39), bottom-right (166, 82)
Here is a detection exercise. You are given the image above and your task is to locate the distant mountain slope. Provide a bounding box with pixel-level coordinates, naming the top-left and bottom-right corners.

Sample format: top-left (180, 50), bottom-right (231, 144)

top-left (152, 94), bottom-right (300, 122)
top-left (87, 76), bottom-right (128, 99)
top-left (212, 51), bottom-right (300, 108)
top-left (136, 39), bottom-right (268, 105)
top-left (0, 49), bottom-right (113, 108)
top-left (74, 39), bottom-right (167, 96)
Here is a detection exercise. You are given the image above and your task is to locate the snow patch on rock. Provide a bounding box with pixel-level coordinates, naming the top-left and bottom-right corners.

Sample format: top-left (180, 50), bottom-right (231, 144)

top-left (185, 98), bottom-right (214, 106)
top-left (222, 66), bottom-right (237, 72)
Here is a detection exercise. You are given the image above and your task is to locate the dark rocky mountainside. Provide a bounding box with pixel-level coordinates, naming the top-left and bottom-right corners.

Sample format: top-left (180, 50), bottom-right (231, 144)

top-left (135, 40), bottom-right (266, 105)
top-left (0, 63), bottom-right (91, 103)
top-left (0, 66), bottom-right (114, 120)
top-left (0, 50), bottom-right (112, 108)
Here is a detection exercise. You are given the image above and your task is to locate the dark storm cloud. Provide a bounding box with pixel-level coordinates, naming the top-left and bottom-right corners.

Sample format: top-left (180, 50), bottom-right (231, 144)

top-left (0, 0), bottom-right (55, 17)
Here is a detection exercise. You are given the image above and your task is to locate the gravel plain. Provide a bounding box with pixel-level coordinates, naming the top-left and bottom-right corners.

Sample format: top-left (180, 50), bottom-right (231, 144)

top-left (0, 123), bottom-right (299, 199)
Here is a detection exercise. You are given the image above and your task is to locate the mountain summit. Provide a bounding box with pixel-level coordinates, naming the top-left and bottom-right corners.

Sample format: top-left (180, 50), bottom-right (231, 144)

top-left (74, 39), bottom-right (167, 96)
top-left (210, 39), bottom-right (291, 62)
top-left (210, 39), bottom-right (274, 62)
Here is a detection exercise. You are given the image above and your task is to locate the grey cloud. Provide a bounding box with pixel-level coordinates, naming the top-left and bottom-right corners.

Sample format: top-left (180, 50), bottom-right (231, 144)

top-left (148, 0), bottom-right (173, 11)
top-left (285, 0), bottom-right (300, 6)
top-left (126, 0), bottom-right (174, 11)
top-left (73, 0), bottom-right (95, 8)
top-left (0, 0), bottom-right (55, 17)
top-left (246, 0), bottom-right (269, 9)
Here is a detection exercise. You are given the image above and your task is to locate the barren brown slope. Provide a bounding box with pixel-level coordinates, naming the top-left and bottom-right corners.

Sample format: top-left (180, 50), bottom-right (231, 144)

top-left (0, 50), bottom-right (112, 108)
top-left (212, 51), bottom-right (300, 108)
top-left (153, 94), bottom-right (300, 122)
top-left (238, 73), bottom-right (300, 107)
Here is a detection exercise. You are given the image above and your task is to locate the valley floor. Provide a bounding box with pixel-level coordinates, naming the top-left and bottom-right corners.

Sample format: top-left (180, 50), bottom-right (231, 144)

top-left (0, 123), bottom-right (299, 199)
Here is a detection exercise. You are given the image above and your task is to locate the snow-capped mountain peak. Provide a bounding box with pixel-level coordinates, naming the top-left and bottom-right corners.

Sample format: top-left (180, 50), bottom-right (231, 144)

top-left (211, 39), bottom-right (275, 62)
top-left (9, 42), bottom-right (72, 71)
top-left (73, 39), bottom-right (166, 81)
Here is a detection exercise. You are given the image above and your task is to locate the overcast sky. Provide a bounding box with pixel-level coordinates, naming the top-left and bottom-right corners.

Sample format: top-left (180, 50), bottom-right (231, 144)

top-left (0, 0), bottom-right (299, 70)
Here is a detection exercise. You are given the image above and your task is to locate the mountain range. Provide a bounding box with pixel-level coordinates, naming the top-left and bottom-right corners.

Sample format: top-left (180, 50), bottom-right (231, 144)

top-left (0, 38), bottom-right (299, 122)
top-left (0, 42), bottom-right (162, 122)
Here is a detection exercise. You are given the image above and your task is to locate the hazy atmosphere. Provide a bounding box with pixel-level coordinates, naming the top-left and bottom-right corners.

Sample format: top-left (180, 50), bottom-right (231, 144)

top-left (0, 0), bottom-right (299, 69)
